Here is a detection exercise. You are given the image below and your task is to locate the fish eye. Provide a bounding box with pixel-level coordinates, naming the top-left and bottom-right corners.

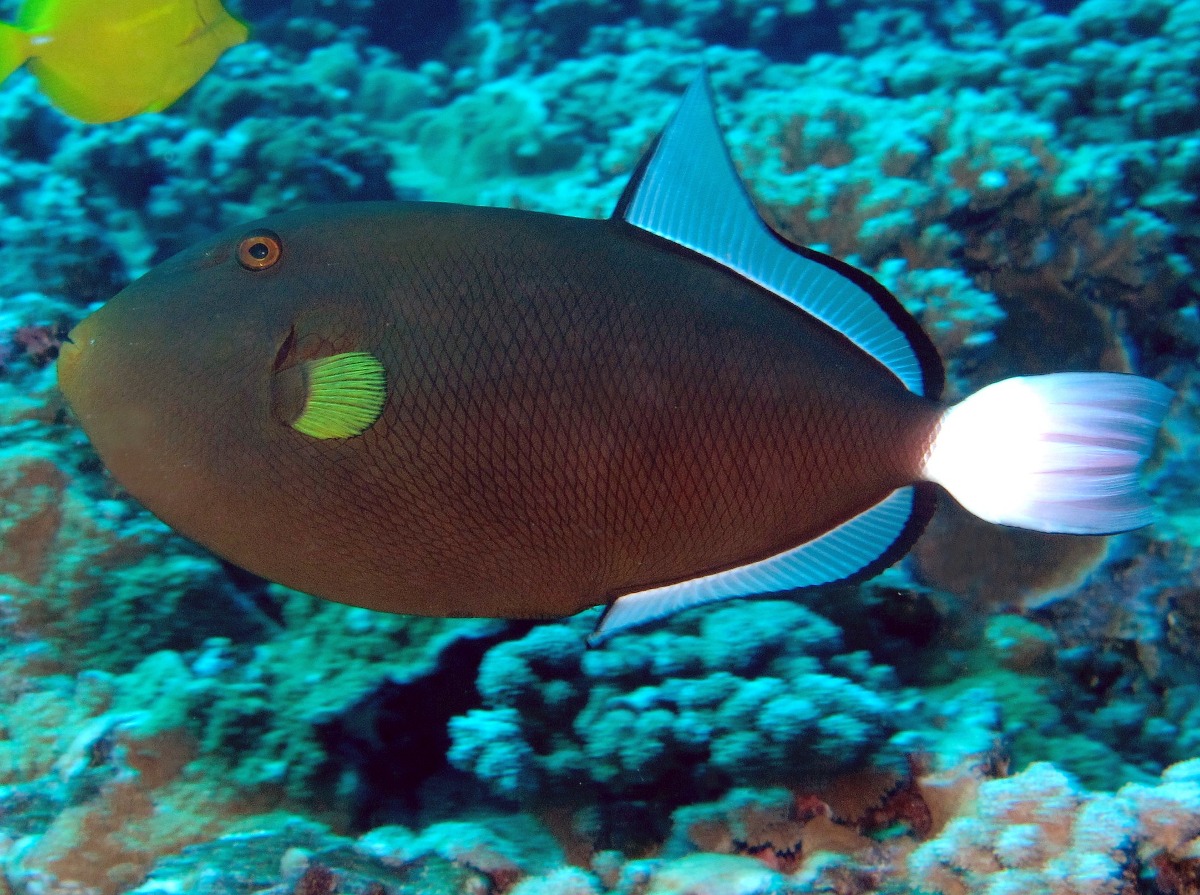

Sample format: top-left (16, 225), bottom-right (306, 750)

top-left (237, 230), bottom-right (282, 271)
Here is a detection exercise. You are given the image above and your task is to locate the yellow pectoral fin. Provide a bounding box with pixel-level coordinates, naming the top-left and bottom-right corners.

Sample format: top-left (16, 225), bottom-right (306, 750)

top-left (290, 352), bottom-right (387, 440)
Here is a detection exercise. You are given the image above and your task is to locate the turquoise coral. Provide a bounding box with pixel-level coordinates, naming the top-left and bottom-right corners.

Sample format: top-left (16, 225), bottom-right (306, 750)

top-left (451, 602), bottom-right (919, 807)
top-left (0, 0), bottom-right (1197, 890)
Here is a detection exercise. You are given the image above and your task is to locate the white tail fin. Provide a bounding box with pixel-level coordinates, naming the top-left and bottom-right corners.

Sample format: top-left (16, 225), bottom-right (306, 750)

top-left (922, 373), bottom-right (1171, 534)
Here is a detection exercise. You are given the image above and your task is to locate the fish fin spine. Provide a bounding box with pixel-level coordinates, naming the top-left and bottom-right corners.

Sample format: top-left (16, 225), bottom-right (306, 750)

top-left (922, 372), bottom-right (1172, 534)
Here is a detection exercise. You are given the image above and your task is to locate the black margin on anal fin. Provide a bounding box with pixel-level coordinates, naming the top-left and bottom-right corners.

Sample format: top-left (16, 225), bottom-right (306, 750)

top-left (588, 483), bottom-right (938, 645)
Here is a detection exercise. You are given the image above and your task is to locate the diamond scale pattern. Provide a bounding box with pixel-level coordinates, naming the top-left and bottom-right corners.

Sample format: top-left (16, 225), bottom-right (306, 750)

top-left (241, 204), bottom-right (941, 619)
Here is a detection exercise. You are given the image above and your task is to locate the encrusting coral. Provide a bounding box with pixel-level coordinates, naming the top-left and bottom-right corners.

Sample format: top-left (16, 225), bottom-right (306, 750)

top-left (910, 759), bottom-right (1200, 895)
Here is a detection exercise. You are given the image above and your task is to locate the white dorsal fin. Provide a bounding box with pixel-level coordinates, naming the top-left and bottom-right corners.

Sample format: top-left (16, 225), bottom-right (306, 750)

top-left (589, 486), bottom-right (928, 644)
top-left (614, 72), bottom-right (939, 397)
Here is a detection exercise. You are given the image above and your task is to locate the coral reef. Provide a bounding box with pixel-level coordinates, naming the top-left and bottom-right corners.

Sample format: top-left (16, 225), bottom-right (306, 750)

top-left (910, 760), bottom-right (1200, 895)
top-left (65, 758), bottom-right (1200, 894)
top-left (448, 604), bottom-right (900, 803)
top-left (0, 0), bottom-right (1197, 890)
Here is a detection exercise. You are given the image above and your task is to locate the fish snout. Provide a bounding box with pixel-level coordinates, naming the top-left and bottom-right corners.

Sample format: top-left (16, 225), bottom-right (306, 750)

top-left (56, 318), bottom-right (95, 407)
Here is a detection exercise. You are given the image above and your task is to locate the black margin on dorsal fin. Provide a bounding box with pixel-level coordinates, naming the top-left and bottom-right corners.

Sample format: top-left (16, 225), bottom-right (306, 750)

top-left (790, 241), bottom-right (945, 401)
top-left (612, 69), bottom-right (944, 399)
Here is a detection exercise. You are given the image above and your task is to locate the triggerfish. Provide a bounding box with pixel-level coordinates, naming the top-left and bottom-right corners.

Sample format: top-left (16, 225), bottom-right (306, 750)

top-left (0, 0), bottom-right (247, 123)
top-left (57, 74), bottom-right (1172, 641)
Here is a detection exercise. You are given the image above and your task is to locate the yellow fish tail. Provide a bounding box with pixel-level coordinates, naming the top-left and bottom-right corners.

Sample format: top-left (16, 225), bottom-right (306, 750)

top-left (0, 22), bottom-right (31, 83)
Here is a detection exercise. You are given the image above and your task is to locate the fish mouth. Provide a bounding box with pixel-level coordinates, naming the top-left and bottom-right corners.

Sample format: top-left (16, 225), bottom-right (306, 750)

top-left (56, 327), bottom-right (85, 405)
top-left (56, 317), bottom-right (98, 410)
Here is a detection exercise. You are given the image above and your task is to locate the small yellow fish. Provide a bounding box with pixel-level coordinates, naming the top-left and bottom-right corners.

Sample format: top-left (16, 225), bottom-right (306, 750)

top-left (0, 0), bottom-right (247, 123)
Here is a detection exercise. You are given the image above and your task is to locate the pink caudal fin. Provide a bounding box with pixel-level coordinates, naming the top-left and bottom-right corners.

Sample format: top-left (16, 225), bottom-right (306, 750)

top-left (921, 373), bottom-right (1172, 535)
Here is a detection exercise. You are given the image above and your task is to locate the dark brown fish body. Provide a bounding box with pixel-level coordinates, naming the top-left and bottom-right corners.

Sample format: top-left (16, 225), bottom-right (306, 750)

top-left (63, 202), bottom-right (938, 618)
top-left (309, 205), bottom-right (945, 617)
top-left (59, 75), bottom-right (1169, 639)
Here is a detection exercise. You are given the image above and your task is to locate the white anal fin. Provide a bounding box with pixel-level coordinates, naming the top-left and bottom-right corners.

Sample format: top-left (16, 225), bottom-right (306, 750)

top-left (614, 71), bottom-right (940, 398)
top-left (589, 486), bottom-right (929, 644)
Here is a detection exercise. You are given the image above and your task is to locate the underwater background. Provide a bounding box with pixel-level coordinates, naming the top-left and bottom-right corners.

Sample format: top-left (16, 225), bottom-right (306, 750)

top-left (0, 0), bottom-right (1199, 892)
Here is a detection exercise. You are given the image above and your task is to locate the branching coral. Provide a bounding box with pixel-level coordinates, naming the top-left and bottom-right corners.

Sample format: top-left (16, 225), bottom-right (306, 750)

top-left (449, 602), bottom-right (935, 818)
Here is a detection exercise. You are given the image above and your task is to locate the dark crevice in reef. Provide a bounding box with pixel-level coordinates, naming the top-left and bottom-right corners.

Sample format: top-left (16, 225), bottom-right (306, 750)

top-left (1041, 0), bottom-right (1085, 14)
top-left (220, 561), bottom-right (286, 627)
top-left (366, 0), bottom-right (464, 63)
top-left (758, 2), bottom-right (844, 61)
top-left (2, 107), bottom-right (68, 163)
top-left (233, 0), bottom-right (463, 64)
top-left (316, 621), bottom-right (533, 832)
